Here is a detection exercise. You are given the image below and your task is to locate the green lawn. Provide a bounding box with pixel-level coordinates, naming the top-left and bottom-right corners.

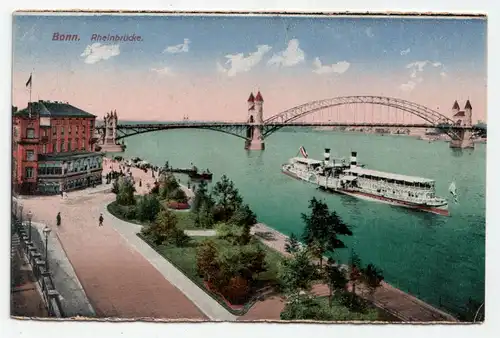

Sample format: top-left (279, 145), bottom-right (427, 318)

top-left (107, 200), bottom-right (202, 230)
top-left (315, 296), bottom-right (379, 321)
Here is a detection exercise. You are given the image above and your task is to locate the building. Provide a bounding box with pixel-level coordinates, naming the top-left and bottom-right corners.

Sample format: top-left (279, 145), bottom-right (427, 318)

top-left (12, 100), bottom-right (103, 195)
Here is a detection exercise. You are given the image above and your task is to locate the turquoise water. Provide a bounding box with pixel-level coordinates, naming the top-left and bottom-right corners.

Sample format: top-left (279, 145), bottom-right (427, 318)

top-left (117, 128), bottom-right (485, 317)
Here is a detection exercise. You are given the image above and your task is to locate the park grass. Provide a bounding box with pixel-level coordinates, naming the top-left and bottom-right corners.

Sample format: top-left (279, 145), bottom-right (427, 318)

top-left (107, 200), bottom-right (203, 230)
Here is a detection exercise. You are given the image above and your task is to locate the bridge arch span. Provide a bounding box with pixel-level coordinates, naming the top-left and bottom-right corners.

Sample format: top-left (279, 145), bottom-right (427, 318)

top-left (263, 96), bottom-right (459, 139)
top-left (114, 124), bottom-right (249, 142)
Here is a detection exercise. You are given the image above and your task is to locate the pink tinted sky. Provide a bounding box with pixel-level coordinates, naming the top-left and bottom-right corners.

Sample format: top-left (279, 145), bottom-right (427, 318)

top-left (12, 69), bottom-right (486, 123)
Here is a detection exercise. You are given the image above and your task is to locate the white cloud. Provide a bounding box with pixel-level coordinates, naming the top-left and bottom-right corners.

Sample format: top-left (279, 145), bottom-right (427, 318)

top-left (400, 80), bottom-right (417, 92)
top-left (151, 67), bottom-right (173, 76)
top-left (217, 44), bottom-right (272, 77)
top-left (440, 71), bottom-right (447, 78)
top-left (267, 39), bottom-right (305, 67)
top-left (163, 38), bottom-right (190, 54)
top-left (365, 27), bottom-right (374, 38)
top-left (80, 43), bottom-right (120, 64)
top-left (312, 57), bottom-right (350, 74)
top-left (400, 60), bottom-right (445, 91)
top-left (400, 48), bottom-right (410, 56)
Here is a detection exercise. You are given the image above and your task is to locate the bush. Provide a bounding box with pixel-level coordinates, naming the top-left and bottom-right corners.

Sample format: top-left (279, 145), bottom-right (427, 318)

top-left (167, 201), bottom-right (190, 210)
top-left (223, 276), bottom-right (251, 305)
top-left (136, 194), bottom-right (161, 222)
top-left (116, 177), bottom-right (136, 206)
top-left (170, 187), bottom-right (188, 203)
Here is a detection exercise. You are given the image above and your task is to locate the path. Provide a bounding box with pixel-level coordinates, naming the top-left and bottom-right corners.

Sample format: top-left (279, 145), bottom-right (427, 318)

top-left (251, 223), bottom-right (458, 322)
top-left (102, 204), bottom-right (237, 321)
top-left (18, 193), bottom-right (206, 320)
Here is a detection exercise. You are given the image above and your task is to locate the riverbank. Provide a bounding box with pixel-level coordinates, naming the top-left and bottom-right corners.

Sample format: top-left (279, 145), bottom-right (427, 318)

top-left (251, 222), bottom-right (458, 322)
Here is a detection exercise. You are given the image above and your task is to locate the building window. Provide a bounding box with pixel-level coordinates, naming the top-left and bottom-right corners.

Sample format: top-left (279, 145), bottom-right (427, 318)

top-left (26, 128), bottom-right (35, 139)
top-left (82, 138), bottom-right (86, 149)
top-left (69, 125), bottom-right (72, 135)
top-left (42, 129), bottom-right (47, 136)
top-left (53, 142), bottom-right (58, 153)
top-left (53, 126), bottom-right (57, 135)
top-left (26, 150), bottom-right (35, 161)
top-left (25, 167), bottom-right (34, 178)
top-left (68, 139), bottom-right (72, 152)
top-left (42, 144), bottom-right (47, 153)
top-left (60, 142), bottom-right (65, 152)
top-left (61, 127), bottom-right (64, 136)
top-left (76, 126), bottom-right (79, 134)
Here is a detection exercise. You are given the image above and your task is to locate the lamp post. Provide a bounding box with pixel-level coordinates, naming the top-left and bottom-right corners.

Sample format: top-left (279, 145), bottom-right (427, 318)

top-left (42, 225), bottom-right (51, 271)
top-left (27, 210), bottom-right (33, 242)
top-left (19, 205), bottom-right (23, 226)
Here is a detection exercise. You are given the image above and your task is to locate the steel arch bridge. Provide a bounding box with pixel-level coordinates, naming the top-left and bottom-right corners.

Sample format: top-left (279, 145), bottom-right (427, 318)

top-left (97, 95), bottom-right (479, 146)
top-left (262, 95), bottom-right (459, 139)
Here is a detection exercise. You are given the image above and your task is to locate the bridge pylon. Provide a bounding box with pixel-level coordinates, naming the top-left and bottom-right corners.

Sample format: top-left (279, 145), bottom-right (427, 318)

top-left (245, 91), bottom-right (265, 150)
top-left (449, 99), bottom-right (474, 149)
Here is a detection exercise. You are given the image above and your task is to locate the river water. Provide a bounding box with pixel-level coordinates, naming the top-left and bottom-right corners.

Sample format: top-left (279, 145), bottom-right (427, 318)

top-left (115, 127), bottom-right (485, 317)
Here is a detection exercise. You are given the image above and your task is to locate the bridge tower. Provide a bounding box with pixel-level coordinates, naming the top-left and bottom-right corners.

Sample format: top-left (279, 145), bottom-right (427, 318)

top-left (245, 91), bottom-right (265, 150)
top-left (450, 100), bottom-right (474, 149)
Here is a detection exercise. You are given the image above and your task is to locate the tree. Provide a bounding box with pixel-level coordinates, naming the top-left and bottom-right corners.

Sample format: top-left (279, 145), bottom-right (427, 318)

top-left (324, 259), bottom-right (348, 307)
top-left (301, 197), bottom-right (352, 266)
top-left (361, 263), bottom-right (384, 300)
top-left (141, 208), bottom-right (178, 245)
top-left (191, 180), bottom-right (209, 214)
top-left (280, 293), bottom-right (323, 321)
top-left (224, 276), bottom-right (251, 304)
top-left (212, 175), bottom-right (243, 221)
top-left (136, 194), bottom-right (161, 222)
top-left (285, 233), bottom-right (301, 254)
top-left (170, 187), bottom-right (188, 203)
top-left (198, 196), bottom-right (216, 228)
top-left (217, 244), bottom-right (267, 283)
top-left (307, 239), bottom-right (327, 267)
top-left (116, 177), bottom-right (136, 206)
top-left (348, 250), bottom-right (363, 305)
top-left (111, 180), bottom-right (119, 194)
top-left (196, 239), bottom-right (220, 283)
top-left (278, 249), bottom-right (318, 294)
top-left (216, 223), bottom-right (244, 245)
top-left (160, 173), bottom-right (180, 200)
top-left (229, 204), bottom-right (257, 245)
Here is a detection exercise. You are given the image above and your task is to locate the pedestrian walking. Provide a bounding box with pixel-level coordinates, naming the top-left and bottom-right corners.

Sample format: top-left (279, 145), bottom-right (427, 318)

top-left (56, 212), bottom-right (61, 226)
top-left (99, 213), bottom-right (104, 227)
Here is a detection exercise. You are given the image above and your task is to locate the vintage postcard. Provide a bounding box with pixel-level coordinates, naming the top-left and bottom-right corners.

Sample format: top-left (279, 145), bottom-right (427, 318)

top-left (11, 11), bottom-right (486, 323)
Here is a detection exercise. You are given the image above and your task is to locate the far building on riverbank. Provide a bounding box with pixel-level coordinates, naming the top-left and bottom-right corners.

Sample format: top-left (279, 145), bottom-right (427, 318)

top-left (12, 100), bottom-right (103, 195)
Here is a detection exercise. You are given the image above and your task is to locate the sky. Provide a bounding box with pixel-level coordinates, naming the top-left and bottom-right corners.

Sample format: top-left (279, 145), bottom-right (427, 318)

top-left (12, 14), bottom-right (487, 123)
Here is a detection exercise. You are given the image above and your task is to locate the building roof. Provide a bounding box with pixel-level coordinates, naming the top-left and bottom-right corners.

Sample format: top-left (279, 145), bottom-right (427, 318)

top-left (453, 111), bottom-right (465, 117)
top-left (346, 166), bottom-right (435, 184)
top-left (247, 93), bottom-right (255, 102)
top-left (255, 91), bottom-right (264, 102)
top-left (38, 151), bottom-right (103, 161)
top-left (464, 99), bottom-right (472, 110)
top-left (452, 100), bottom-right (460, 110)
top-left (13, 100), bottom-right (96, 118)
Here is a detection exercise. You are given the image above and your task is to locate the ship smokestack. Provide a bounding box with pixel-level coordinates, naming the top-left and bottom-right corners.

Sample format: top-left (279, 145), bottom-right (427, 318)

top-left (350, 151), bottom-right (357, 168)
top-left (324, 148), bottom-right (331, 162)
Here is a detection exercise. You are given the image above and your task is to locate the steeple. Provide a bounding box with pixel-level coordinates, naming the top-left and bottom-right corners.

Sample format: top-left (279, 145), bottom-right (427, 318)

top-left (452, 100), bottom-right (460, 111)
top-left (247, 93), bottom-right (255, 102)
top-left (255, 91), bottom-right (264, 102)
top-left (464, 100), bottom-right (472, 110)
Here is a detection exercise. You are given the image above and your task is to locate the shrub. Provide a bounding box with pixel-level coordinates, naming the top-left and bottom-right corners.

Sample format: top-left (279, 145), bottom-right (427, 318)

top-left (170, 187), bottom-right (188, 203)
top-left (136, 194), bottom-right (161, 222)
top-left (116, 177), bottom-right (136, 206)
top-left (167, 201), bottom-right (190, 210)
top-left (223, 276), bottom-right (251, 305)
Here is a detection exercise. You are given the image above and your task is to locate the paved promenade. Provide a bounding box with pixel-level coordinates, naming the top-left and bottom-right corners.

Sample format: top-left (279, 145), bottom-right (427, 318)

top-left (18, 193), bottom-right (206, 320)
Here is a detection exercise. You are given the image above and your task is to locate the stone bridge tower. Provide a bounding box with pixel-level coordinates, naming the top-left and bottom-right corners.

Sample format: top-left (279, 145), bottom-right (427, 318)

top-left (245, 91), bottom-right (265, 150)
top-left (104, 110), bottom-right (118, 145)
top-left (450, 99), bottom-right (474, 149)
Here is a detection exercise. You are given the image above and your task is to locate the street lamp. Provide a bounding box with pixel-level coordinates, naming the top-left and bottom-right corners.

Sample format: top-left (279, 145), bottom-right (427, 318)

top-left (27, 210), bottom-right (33, 242)
top-left (19, 205), bottom-right (23, 226)
top-left (42, 225), bottom-right (51, 271)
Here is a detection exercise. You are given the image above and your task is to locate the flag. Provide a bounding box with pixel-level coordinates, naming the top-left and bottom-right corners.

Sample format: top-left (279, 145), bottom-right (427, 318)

top-left (25, 74), bottom-right (32, 88)
top-left (299, 146), bottom-right (308, 158)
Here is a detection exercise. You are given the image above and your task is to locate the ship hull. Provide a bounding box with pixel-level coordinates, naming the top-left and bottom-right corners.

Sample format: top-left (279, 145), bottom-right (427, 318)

top-left (282, 168), bottom-right (449, 216)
